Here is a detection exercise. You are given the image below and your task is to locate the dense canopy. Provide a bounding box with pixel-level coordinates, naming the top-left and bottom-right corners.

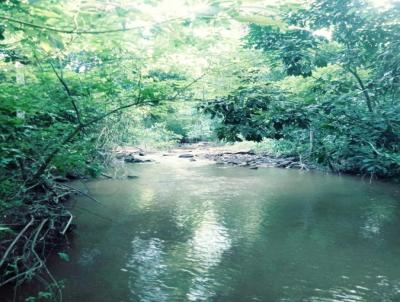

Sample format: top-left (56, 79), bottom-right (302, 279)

top-left (0, 0), bottom-right (399, 299)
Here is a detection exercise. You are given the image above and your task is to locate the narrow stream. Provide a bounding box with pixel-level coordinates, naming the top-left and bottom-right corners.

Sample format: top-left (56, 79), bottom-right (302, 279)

top-left (51, 157), bottom-right (400, 301)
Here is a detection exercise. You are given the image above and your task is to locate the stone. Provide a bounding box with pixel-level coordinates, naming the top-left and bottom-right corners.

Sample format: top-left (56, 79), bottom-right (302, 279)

top-left (179, 154), bottom-right (194, 158)
top-left (124, 154), bottom-right (152, 163)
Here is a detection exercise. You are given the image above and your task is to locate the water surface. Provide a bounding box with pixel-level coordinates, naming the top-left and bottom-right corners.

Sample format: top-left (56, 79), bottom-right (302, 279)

top-left (52, 157), bottom-right (400, 301)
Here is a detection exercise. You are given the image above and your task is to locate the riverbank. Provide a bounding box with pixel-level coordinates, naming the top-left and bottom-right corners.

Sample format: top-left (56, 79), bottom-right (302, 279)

top-left (113, 142), bottom-right (311, 172)
top-left (113, 143), bottom-right (400, 183)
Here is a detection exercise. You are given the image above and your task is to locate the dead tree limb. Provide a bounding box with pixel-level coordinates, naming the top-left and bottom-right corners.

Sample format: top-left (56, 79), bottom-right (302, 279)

top-left (0, 217), bottom-right (35, 268)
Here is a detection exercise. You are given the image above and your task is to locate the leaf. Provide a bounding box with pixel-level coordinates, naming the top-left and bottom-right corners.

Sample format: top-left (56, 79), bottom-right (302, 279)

top-left (38, 291), bottom-right (52, 299)
top-left (0, 226), bottom-right (11, 232)
top-left (58, 252), bottom-right (70, 262)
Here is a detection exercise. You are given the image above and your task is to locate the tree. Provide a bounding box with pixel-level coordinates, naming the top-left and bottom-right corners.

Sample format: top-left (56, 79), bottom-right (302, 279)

top-left (202, 0), bottom-right (400, 177)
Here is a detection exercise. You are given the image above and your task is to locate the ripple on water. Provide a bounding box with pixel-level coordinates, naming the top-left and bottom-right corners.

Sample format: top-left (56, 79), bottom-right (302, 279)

top-left (126, 237), bottom-right (169, 302)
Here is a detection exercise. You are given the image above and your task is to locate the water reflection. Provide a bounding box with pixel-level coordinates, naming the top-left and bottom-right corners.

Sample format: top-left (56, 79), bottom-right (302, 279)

top-left (360, 202), bottom-right (395, 239)
top-left (186, 209), bottom-right (231, 301)
top-left (306, 274), bottom-right (400, 302)
top-left (127, 237), bottom-right (168, 302)
top-left (187, 210), bottom-right (231, 267)
top-left (135, 186), bottom-right (156, 211)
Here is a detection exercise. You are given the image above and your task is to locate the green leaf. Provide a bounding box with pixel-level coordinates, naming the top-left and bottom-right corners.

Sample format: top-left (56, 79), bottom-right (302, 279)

top-left (0, 226), bottom-right (11, 232)
top-left (38, 291), bottom-right (52, 299)
top-left (58, 252), bottom-right (70, 262)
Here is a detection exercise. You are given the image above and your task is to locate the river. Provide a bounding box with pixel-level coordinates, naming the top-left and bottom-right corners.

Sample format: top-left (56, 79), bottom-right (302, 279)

top-left (48, 154), bottom-right (400, 301)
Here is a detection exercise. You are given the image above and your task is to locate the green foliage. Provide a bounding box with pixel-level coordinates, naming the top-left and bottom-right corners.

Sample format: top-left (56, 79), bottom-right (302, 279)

top-left (57, 252), bottom-right (70, 262)
top-left (246, 24), bottom-right (327, 77)
top-left (0, 0), bottom-right (233, 213)
top-left (253, 138), bottom-right (299, 157)
top-left (131, 122), bottom-right (183, 150)
top-left (201, 85), bottom-right (274, 141)
top-left (203, 0), bottom-right (400, 178)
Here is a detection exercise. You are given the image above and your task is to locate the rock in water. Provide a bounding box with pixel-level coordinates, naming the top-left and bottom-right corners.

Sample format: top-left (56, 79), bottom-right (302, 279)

top-left (124, 154), bottom-right (152, 163)
top-left (179, 154), bottom-right (194, 158)
top-left (124, 154), bottom-right (136, 162)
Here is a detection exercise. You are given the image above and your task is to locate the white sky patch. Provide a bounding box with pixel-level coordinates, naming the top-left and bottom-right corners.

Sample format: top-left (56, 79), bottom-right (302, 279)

top-left (313, 28), bottom-right (332, 40)
top-left (368, 0), bottom-right (398, 9)
top-left (133, 0), bottom-right (210, 21)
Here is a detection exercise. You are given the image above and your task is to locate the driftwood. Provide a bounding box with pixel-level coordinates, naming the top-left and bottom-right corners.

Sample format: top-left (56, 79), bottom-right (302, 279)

top-left (0, 216), bottom-right (35, 268)
top-left (57, 183), bottom-right (103, 205)
top-left (60, 211), bottom-right (73, 236)
top-left (101, 173), bottom-right (113, 179)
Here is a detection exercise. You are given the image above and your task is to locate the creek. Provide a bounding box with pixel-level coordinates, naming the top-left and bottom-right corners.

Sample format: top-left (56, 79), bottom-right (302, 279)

top-left (48, 155), bottom-right (400, 301)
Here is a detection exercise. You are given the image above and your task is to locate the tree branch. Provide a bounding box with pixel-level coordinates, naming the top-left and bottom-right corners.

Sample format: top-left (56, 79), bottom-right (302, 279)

top-left (49, 61), bottom-right (82, 125)
top-left (168, 73), bottom-right (209, 101)
top-left (33, 90), bottom-right (147, 179)
top-left (347, 67), bottom-right (373, 112)
top-left (33, 125), bottom-right (84, 179)
top-left (0, 15), bottom-right (184, 35)
top-left (0, 216), bottom-right (35, 268)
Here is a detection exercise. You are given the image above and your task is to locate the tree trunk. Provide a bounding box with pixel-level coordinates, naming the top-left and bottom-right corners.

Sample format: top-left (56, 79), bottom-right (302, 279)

top-left (348, 68), bottom-right (373, 113)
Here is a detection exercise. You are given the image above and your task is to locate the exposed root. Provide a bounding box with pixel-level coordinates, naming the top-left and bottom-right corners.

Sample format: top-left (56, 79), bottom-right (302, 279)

top-left (0, 180), bottom-right (76, 302)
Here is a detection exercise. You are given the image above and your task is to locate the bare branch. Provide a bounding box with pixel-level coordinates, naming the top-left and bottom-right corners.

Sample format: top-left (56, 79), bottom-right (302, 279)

top-left (49, 61), bottom-right (82, 125)
top-left (56, 184), bottom-right (103, 205)
top-left (0, 217), bottom-right (35, 268)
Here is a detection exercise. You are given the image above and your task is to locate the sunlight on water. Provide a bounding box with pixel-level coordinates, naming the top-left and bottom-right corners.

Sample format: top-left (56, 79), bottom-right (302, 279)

top-left (188, 210), bottom-right (231, 267)
top-left (186, 209), bottom-right (231, 301)
top-left (127, 238), bottom-right (168, 302)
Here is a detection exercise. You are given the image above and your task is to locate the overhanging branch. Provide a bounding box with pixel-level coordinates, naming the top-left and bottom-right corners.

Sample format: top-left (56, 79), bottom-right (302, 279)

top-left (0, 15), bottom-right (184, 35)
top-left (49, 61), bottom-right (82, 125)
